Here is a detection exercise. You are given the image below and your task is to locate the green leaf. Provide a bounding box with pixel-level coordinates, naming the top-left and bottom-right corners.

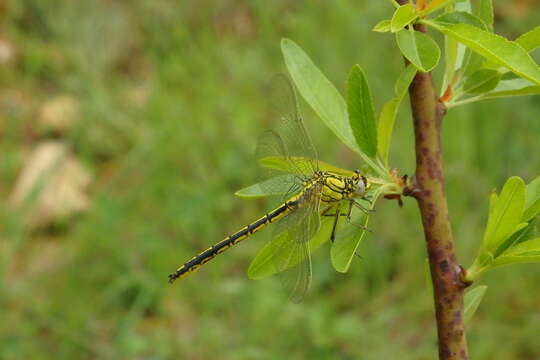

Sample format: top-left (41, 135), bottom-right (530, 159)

top-left (391, 4), bottom-right (417, 33)
top-left (491, 254), bottom-right (540, 267)
top-left (394, 64), bottom-right (418, 97)
top-left (248, 216), bottom-right (333, 280)
top-left (482, 176), bottom-right (526, 251)
top-left (347, 65), bottom-right (377, 159)
top-left (331, 189), bottom-right (381, 272)
top-left (377, 99), bottom-right (400, 166)
top-left (515, 26), bottom-right (540, 53)
top-left (480, 79), bottom-right (540, 99)
top-left (463, 69), bottom-right (501, 94)
top-left (373, 19), bottom-right (392, 33)
top-left (503, 237), bottom-right (540, 256)
top-left (258, 156), bottom-right (357, 177)
top-left (488, 190), bottom-right (498, 217)
top-left (281, 39), bottom-right (355, 154)
top-left (443, 29), bottom-right (459, 92)
top-left (494, 218), bottom-right (538, 258)
top-left (425, 21), bottom-right (540, 86)
top-left (421, 0), bottom-right (459, 16)
top-left (464, 285), bottom-right (488, 324)
top-left (377, 65), bottom-right (416, 165)
top-left (395, 29), bottom-right (441, 72)
top-left (472, 0), bottom-right (493, 30)
top-left (435, 11), bottom-right (487, 30)
top-left (235, 175), bottom-right (294, 198)
top-left (281, 39), bottom-right (385, 175)
top-left (436, 9), bottom-right (490, 78)
top-left (523, 176), bottom-right (540, 221)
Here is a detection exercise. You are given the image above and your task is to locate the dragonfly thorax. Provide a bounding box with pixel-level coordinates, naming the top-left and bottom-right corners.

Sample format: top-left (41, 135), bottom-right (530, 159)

top-left (316, 171), bottom-right (365, 204)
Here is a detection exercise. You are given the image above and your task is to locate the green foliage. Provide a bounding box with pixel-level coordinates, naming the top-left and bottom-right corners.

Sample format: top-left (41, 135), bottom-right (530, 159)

top-left (377, 65), bottom-right (416, 165)
top-left (420, 0), bottom-right (460, 16)
top-left (390, 4), bottom-right (417, 33)
top-left (467, 176), bottom-right (540, 281)
top-left (464, 285), bottom-right (488, 324)
top-left (257, 156), bottom-right (356, 177)
top-left (281, 39), bottom-right (385, 176)
top-left (523, 176), bottom-right (540, 221)
top-left (347, 65), bottom-right (377, 159)
top-left (235, 175), bottom-right (294, 198)
top-left (248, 217), bottom-right (333, 280)
top-left (331, 189), bottom-right (381, 272)
top-left (515, 26), bottom-right (540, 52)
top-left (281, 39), bottom-right (354, 156)
top-left (395, 29), bottom-right (441, 72)
top-left (463, 69), bottom-right (501, 95)
top-left (471, 0), bottom-right (494, 30)
top-left (435, 11), bottom-right (488, 30)
top-left (372, 19), bottom-right (391, 33)
top-left (483, 176), bottom-right (526, 252)
top-left (425, 20), bottom-right (540, 86)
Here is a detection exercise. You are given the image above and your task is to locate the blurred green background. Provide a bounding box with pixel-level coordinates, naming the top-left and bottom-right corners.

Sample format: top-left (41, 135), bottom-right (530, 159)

top-left (1, 1), bottom-right (539, 359)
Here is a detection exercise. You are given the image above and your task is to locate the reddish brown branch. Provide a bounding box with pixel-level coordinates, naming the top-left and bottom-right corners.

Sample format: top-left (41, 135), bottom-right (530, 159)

top-left (395, 5), bottom-right (470, 359)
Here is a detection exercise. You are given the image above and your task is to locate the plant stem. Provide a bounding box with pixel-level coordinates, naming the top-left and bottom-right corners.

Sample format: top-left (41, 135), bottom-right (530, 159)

top-left (396, 7), bottom-right (470, 359)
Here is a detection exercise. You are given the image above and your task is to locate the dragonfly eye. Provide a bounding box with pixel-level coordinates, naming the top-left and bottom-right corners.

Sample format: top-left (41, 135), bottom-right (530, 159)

top-left (355, 179), bottom-right (366, 195)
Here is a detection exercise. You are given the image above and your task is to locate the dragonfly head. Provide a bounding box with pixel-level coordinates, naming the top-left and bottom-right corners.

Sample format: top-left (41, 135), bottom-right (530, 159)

top-left (353, 170), bottom-right (368, 196)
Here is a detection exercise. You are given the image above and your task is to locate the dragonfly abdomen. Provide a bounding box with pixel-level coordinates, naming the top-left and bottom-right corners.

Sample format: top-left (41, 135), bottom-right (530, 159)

top-left (168, 200), bottom-right (299, 282)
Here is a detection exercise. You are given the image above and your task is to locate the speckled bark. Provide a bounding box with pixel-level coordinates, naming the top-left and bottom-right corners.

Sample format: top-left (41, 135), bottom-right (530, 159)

top-left (395, 11), bottom-right (470, 359)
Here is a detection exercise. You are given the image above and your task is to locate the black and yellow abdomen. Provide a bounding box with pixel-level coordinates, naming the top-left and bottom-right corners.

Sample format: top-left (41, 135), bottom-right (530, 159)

top-left (168, 198), bottom-right (300, 282)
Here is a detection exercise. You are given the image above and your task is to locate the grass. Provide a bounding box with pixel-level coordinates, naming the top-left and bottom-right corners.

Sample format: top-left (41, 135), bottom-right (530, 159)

top-left (1, 1), bottom-right (540, 359)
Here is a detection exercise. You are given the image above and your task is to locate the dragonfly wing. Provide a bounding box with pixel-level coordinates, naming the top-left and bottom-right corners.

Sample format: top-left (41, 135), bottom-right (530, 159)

top-left (255, 130), bottom-right (303, 198)
top-left (258, 75), bottom-right (319, 177)
top-left (270, 190), bottom-right (321, 303)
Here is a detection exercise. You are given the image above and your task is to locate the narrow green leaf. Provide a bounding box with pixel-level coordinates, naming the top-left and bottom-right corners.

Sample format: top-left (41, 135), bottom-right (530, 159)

top-left (515, 26), bottom-right (540, 53)
top-left (391, 4), bottom-right (417, 33)
top-left (421, 0), bottom-right (459, 16)
top-left (248, 216), bottom-right (333, 280)
top-left (377, 99), bottom-right (400, 166)
top-left (235, 175), bottom-right (294, 198)
top-left (523, 177), bottom-right (540, 221)
top-left (494, 218), bottom-right (538, 258)
top-left (483, 176), bottom-right (526, 251)
top-left (331, 189), bottom-right (381, 272)
top-left (443, 30), bottom-right (459, 92)
top-left (281, 39), bottom-right (356, 154)
top-left (373, 19), bottom-right (392, 33)
top-left (377, 65), bottom-right (416, 165)
top-left (480, 78), bottom-right (540, 99)
top-left (504, 237), bottom-right (540, 256)
top-left (463, 69), bottom-right (501, 94)
top-left (258, 156), bottom-right (357, 177)
top-left (488, 190), bottom-right (498, 217)
top-left (425, 21), bottom-right (540, 86)
top-left (491, 254), bottom-right (540, 267)
top-left (435, 11), bottom-right (487, 30)
top-left (347, 65), bottom-right (377, 158)
top-left (464, 285), bottom-right (488, 324)
top-left (395, 29), bottom-right (441, 72)
top-left (472, 0), bottom-right (493, 30)
top-left (394, 64), bottom-right (418, 97)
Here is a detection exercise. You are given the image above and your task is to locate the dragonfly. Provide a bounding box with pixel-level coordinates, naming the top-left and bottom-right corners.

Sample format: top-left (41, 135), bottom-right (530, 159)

top-left (168, 75), bottom-right (371, 302)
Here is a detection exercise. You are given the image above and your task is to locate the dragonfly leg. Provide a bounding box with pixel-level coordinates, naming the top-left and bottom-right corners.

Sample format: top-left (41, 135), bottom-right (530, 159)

top-left (329, 203), bottom-right (342, 243)
top-left (345, 200), bottom-right (373, 233)
top-left (352, 199), bottom-right (375, 214)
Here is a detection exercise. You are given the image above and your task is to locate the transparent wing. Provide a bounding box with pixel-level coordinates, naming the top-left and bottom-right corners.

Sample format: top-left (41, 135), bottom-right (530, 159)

top-left (256, 75), bottom-right (318, 183)
top-left (255, 130), bottom-right (303, 200)
top-left (270, 188), bottom-right (321, 303)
